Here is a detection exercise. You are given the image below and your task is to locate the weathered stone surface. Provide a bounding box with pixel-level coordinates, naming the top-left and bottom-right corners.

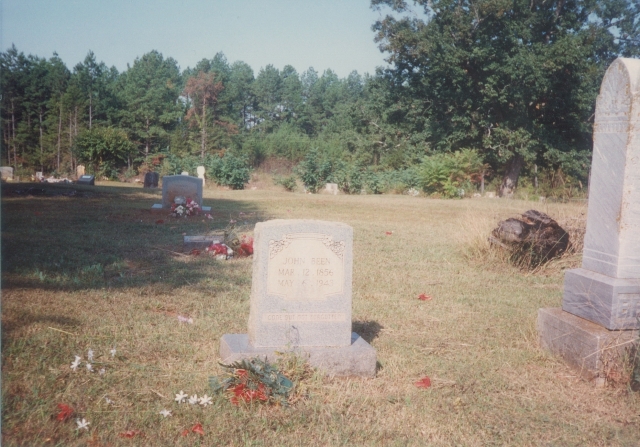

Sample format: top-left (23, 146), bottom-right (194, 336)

top-left (325, 183), bottom-right (338, 195)
top-left (538, 308), bottom-right (637, 380)
top-left (248, 220), bottom-right (353, 348)
top-left (76, 175), bottom-right (95, 186)
top-left (562, 268), bottom-right (640, 330)
top-left (161, 175), bottom-right (203, 209)
top-left (220, 333), bottom-right (377, 378)
top-left (582, 58), bottom-right (640, 279)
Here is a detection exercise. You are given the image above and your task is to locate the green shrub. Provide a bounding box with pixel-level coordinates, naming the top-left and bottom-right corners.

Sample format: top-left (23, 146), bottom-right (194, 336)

top-left (273, 175), bottom-right (297, 192)
top-left (207, 153), bottom-right (251, 190)
top-left (419, 149), bottom-right (485, 198)
top-left (295, 148), bottom-right (332, 193)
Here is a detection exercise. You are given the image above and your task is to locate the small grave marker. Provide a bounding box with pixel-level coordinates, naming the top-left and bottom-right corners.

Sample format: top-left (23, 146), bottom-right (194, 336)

top-left (220, 219), bottom-right (377, 377)
top-left (76, 175), bottom-right (95, 185)
top-left (0, 166), bottom-right (14, 181)
top-left (197, 166), bottom-right (206, 187)
top-left (143, 172), bottom-right (159, 188)
top-left (76, 165), bottom-right (85, 178)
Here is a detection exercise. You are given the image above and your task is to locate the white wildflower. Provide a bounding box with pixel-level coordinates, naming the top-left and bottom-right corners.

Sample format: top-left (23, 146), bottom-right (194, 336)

top-left (86, 363), bottom-right (93, 372)
top-left (70, 356), bottom-right (81, 371)
top-left (159, 409), bottom-right (172, 418)
top-left (188, 394), bottom-right (199, 405)
top-left (76, 418), bottom-right (90, 430)
top-left (87, 349), bottom-right (94, 362)
top-left (110, 348), bottom-right (116, 357)
top-left (104, 397), bottom-right (113, 405)
top-left (199, 394), bottom-right (212, 407)
top-left (174, 390), bottom-right (187, 403)
top-left (99, 368), bottom-right (106, 376)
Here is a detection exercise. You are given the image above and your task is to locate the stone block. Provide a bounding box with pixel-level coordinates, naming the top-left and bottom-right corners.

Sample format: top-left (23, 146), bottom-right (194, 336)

top-left (183, 235), bottom-right (222, 251)
top-left (538, 308), bottom-right (637, 380)
top-left (562, 268), bottom-right (640, 330)
top-left (220, 332), bottom-right (377, 378)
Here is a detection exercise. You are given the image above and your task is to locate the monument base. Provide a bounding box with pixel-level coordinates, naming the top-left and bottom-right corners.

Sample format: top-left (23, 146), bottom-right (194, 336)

top-left (537, 307), bottom-right (637, 380)
top-left (562, 268), bottom-right (640, 330)
top-left (220, 332), bottom-right (377, 378)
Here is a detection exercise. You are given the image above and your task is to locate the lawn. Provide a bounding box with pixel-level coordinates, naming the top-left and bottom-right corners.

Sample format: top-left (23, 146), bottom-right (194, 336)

top-left (2, 181), bottom-right (639, 446)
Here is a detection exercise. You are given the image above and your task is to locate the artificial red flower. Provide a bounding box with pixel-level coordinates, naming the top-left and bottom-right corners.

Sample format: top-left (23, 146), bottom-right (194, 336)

top-left (207, 243), bottom-right (227, 255)
top-left (181, 429), bottom-right (190, 437)
top-left (191, 423), bottom-right (205, 436)
top-left (418, 294), bottom-right (432, 301)
top-left (190, 249), bottom-right (201, 256)
top-left (385, 231), bottom-right (393, 235)
top-left (414, 376), bottom-right (432, 389)
top-left (55, 403), bottom-right (74, 421)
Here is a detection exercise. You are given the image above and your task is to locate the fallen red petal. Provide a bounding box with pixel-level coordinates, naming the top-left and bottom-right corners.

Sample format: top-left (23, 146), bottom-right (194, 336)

top-left (192, 423), bottom-right (205, 435)
top-left (181, 429), bottom-right (190, 437)
top-left (190, 249), bottom-right (201, 256)
top-left (155, 219), bottom-right (164, 224)
top-left (414, 376), bottom-right (432, 388)
top-left (418, 294), bottom-right (432, 301)
top-left (119, 430), bottom-right (142, 438)
top-left (55, 403), bottom-right (74, 421)
top-left (385, 231), bottom-right (393, 235)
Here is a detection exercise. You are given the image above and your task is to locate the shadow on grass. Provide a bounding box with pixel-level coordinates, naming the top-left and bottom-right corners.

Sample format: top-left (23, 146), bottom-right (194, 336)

top-left (352, 320), bottom-right (383, 343)
top-left (1, 182), bottom-right (268, 293)
top-left (2, 310), bottom-right (81, 338)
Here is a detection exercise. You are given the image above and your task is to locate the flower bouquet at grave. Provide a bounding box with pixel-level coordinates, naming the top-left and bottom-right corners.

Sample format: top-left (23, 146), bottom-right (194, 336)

top-left (209, 358), bottom-right (294, 406)
top-left (170, 196), bottom-right (200, 218)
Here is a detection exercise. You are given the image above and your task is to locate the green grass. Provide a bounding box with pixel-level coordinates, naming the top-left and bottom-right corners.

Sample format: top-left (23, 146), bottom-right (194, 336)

top-left (2, 181), bottom-right (639, 446)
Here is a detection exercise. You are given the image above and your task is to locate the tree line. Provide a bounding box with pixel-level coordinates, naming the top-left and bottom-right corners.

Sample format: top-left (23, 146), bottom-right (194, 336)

top-left (2, 0), bottom-right (638, 196)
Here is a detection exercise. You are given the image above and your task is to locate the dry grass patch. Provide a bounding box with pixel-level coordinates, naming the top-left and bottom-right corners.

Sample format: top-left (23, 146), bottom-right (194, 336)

top-left (2, 183), bottom-right (639, 446)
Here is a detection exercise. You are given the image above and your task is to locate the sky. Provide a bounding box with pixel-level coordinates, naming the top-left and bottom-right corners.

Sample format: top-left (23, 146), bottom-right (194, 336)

top-left (1, 0), bottom-right (392, 78)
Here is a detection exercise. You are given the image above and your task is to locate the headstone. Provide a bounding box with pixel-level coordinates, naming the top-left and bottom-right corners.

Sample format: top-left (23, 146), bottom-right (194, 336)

top-left (0, 166), bottom-right (14, 181)
top-left (76, 165), bottom-right (85, 177)
top-left (538, 57), bottom-right (640, 380)
top-left (143, 172), bottom-right (159, 188)
top-left (160, 175), bottom-right (203, 209)
top-left (197, 166), bottom-right (206, 187)
top-left (35, 171), bottom-right (43, 181)
top-left (76, 175), bottom-right (95, 185)
top-left (183, 235), bottom-right (223, 252)
top-left (181, 171), bottom-right (189, 176)
top-left (325, 183), bottom-right (338, 195)
top-left (220, 219), bottom-right (377, 377)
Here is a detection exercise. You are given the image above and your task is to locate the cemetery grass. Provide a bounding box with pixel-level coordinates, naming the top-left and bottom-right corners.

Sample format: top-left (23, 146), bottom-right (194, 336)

top-left (2, 182), bottom-right (639, 447)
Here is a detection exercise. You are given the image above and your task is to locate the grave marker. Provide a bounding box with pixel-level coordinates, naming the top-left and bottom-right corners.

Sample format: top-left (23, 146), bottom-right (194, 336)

top-left (197, 166), bottom-right (206, 187)
top-left (220, 219), bottom-right (377, 377)
top-left (76, 165), bottom-right (85, 177)
top-left (153, 175), bottom-right (211, 212)
top-left (144, 172), bottom-right (159, 188)
top-left (538, 57), bottom-right (640, 379)
top-left (76, 175), bottom-right (95, 185)
top-left (0, 166), bottom-right (14, 181)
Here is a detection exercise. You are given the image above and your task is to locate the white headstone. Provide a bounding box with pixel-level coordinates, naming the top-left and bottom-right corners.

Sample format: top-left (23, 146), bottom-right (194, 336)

top-left (196, 166), bottom-right (206, 187)
top-left (0, 166), bottom-right (14, 181)
top-left (181, 171), bottom-right (189, 176)
top-left (561, 58), bottom-right (640, 330)
top-left (76, 165), bottom-right (85, 177)
top-left (220, 219), bottom-right (376, 377)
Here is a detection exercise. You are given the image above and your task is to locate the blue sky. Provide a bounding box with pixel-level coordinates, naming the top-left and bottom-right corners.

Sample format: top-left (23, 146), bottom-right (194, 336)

top-left (1, 0), bottom-right (391, 78)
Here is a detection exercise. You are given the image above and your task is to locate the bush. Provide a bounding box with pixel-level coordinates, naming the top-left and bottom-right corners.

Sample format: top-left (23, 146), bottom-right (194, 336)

top-left (419, 149), bottom-right (485, 198)
top-left (295, 148), bottom-right (332, 193)
top-left (206, 152), bottom-right (251, 190)
top-left (273, 175), bottom-right (297, 192)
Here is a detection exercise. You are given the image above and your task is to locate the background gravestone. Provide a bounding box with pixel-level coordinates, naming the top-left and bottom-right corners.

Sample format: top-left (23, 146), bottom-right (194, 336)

top-left (0, 167), bottom-right (14, 181)
top-left (538, 57), bottom-right (640, 379)
top-left (161, 175), bottom-right (203, 209)
top-left (220, 219), bottom-right (377, 377)
top-left (76, 165), bottom-right (85, 177)
top-left (144, 172), bottom-right (159, 188)
top-left (197, 166), bottom-right (206, 187)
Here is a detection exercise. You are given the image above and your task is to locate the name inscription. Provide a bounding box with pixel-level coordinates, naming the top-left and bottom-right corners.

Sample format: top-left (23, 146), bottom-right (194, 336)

top-left (267, 233), bottom-right (345, 300)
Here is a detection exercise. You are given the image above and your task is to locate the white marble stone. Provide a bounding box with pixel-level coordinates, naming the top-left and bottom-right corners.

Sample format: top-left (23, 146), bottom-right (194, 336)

top-left (582, 58), bottom-right (640, 279)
